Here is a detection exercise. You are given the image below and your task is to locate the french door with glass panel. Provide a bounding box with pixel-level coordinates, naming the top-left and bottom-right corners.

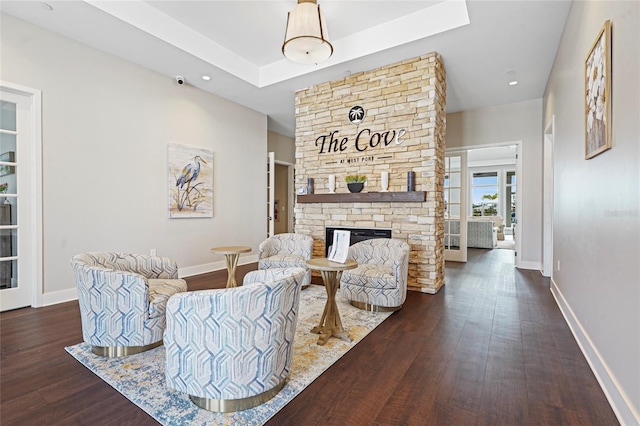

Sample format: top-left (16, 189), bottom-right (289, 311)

top-left (444, 151), bottom-right (467, 262)
top-left (0, 85), bottom-right (40, 311)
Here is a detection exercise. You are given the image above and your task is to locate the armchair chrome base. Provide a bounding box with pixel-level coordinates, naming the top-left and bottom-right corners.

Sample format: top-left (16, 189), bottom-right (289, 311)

top-left (189, 378), bottom-right (287, 412)
top-left (350, 300), bottom-right (402, 313)
top-left (91, 340), bottom-right (163, 357)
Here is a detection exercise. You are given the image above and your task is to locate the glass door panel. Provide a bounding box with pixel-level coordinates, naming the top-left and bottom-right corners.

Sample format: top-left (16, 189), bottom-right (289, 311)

top-left (0, 101), bottom-right (18, 291)
top-left (506, 171), bottom-right (516, 227)
top-left (0, 88), bottom-right (32, 310)
top-left (444, 151), bottom-right (467, 262)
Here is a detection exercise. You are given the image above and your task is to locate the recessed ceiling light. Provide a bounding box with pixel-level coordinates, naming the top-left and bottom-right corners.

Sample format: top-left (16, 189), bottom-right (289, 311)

top-left (509, 80), bottom-right (519, 86)
top-left (201, 75), bottom-right (211, 81)
top-left (40, 2), bottom-right (53, 11)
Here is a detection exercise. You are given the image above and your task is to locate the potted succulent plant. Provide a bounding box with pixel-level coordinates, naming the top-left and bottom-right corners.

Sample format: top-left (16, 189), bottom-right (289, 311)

top-left (345, 174), bottom-right (367, 193)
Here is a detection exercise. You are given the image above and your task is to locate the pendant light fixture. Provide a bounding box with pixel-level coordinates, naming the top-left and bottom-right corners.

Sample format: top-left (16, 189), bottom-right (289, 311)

top-left (282, 0), bottom-right (333, 65)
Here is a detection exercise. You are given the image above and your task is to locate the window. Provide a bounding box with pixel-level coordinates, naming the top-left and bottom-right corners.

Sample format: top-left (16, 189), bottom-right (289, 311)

top-left (472, 172), bottom-right (498, 216)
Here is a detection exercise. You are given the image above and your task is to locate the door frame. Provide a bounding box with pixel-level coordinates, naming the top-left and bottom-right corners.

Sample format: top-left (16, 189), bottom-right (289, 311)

top-left (542, 117), bottom-right (555, 277)
top-left (446, 141), bottom-right (523, 267)
top-left (275, 160), bottom-right (294, 233)
top-left (267, 153), bottom-right (294, 236)
top-left (0, 81), bottom-right (43, 309)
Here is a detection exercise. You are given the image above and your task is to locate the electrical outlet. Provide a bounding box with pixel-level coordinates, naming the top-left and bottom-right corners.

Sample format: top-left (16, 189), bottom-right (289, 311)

top-left (150, 249), bottom-right (157, 256)
top-left (557, 260), bottom-right (560, 271)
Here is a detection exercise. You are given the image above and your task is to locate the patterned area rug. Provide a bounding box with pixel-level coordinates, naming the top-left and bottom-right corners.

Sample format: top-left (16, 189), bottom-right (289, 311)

top-left (66, 285), bottom-right (392, 425)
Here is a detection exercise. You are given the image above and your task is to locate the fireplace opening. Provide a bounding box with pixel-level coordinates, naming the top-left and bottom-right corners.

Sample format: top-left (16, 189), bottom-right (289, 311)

top-left (325, 227), bottom-right (392, 257)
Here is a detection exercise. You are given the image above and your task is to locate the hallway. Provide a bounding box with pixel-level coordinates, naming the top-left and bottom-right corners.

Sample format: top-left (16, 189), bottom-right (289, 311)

top-left (272, 248), bottom-right (618, 424)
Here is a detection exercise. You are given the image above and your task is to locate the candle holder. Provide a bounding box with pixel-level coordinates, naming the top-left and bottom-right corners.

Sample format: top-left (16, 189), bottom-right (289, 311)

top-left (307, 177), bottom-right (314, 194)
top-left (380, 172), bottom-right (389, 192)
top-left (407, 171), bottom-right (415, 191)
top-left (328, 175), bottom-right (336, 193)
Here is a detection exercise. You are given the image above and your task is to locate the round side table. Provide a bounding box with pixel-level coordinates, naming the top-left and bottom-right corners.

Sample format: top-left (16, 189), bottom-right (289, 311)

top-left (306, 258), bottom-right (358, 345)
top-left (211, 246), bottom-right (252, 288)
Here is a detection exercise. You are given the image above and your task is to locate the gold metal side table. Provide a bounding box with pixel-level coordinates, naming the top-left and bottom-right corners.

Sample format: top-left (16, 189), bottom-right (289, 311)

top-left (210, 246), bottom-right (251, 288)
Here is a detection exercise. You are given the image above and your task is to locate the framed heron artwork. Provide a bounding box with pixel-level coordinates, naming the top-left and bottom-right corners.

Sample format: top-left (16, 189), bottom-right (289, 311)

top-left (168, 143), bottom-right (213, 218)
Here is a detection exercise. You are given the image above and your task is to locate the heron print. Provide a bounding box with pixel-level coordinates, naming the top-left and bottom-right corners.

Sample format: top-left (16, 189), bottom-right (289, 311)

top-left (168, 143), bottom-right (213, 218)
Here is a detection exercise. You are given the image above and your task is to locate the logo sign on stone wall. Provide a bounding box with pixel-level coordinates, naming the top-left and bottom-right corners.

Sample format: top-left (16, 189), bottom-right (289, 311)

top-left (315, 105), bottom-right (407, 158)
top-left (348, 106), bottom-right (365, 124)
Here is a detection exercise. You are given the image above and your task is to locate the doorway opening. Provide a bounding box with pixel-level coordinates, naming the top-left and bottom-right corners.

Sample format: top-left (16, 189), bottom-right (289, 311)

top-left (446, 141), bottom-right (522, 266)
top-left (274, 162), bottom-right (294, 234)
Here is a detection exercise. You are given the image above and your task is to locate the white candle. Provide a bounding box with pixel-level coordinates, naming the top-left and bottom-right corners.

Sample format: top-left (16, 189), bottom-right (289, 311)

top-left (381, 172), bottom-right (389, 192)
top-left (328, 175), bottom-right (336, 193)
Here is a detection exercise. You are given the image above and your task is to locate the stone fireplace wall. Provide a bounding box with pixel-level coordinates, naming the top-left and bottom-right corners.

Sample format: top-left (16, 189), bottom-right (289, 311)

top-left (294, 53), bottom-right (446, 293)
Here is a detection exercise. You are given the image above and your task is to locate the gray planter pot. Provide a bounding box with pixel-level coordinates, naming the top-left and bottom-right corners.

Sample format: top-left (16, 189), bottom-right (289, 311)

top-left (347, 183), bottom-right (364, 193)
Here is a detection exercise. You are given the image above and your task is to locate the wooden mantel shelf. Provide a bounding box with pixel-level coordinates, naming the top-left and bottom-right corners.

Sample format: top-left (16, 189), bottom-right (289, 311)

top-left (297, 191), bottom-right (427, 203)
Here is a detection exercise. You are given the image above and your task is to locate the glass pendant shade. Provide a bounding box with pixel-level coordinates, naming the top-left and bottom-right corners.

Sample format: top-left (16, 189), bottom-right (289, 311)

top-left (282, 0), bottom-right (333, 64)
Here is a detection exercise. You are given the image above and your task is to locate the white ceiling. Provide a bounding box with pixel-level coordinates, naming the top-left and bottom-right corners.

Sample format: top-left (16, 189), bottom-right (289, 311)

top-left (1, 0), bottom-right (572, 138)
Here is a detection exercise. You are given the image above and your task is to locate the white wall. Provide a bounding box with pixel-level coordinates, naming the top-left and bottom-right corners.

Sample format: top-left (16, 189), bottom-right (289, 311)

top-left (1, 14), bottom-right (268, 303)
top-left (446, 98), bottom-right (543, 267)
top-left (267, 130), bottom-right (295, 164)
top-left (543, 1), bottom-right (639, 423)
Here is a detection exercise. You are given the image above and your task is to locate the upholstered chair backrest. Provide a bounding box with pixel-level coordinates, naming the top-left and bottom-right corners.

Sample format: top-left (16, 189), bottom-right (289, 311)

top-left (258, 233), bottom-right (313, 259)
top-left (348, 238), bottom-right (410, 267)
top-left (243, 267), bottom-right (307, 288)
top-left (71, 252), bottom-right (179, 279)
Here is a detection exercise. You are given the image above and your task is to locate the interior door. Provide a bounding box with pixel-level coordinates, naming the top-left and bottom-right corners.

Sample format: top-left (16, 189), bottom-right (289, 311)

top-left (444, 151), bottom-right (467, 262)
top-left (267, 152), bottom-right (275, 238)
top-left (0, 87), bottom-right (37, 310)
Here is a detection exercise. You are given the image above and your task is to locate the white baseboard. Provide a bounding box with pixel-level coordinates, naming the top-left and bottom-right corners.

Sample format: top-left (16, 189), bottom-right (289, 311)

top-left (39, 287), bottom-right (78, 307)
top-left (179, 255), bottom-right (259, 278)
top-left (516, 260), bottom-right (540, 270)
top-left (550, 278), bottom-right (639, 425)
top-left (179, 261), bottom-right (225, 278)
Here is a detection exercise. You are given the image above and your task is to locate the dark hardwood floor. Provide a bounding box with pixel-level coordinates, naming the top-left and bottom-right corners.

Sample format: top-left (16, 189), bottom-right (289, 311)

top-left (1, 250), bottom-right (618, 425)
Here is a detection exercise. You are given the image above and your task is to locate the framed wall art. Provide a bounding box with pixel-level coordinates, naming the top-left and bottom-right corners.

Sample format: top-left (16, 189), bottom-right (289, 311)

top-left (584, 20), bottom-right (612, 160)
top-left (168, 143), bottom-right (214, 219)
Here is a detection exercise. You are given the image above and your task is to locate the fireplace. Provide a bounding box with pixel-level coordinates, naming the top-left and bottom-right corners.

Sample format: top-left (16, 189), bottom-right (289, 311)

top-left (324, 227), bottom-right (392, 256)
top-left (294, 52), bottom-right (445, 293)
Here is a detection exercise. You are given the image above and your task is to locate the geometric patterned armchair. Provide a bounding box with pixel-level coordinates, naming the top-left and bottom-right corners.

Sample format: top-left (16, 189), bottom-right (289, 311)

top-left (258, 233), bottom-right (313, 287)
top-left (164, 267), bottom-right (306, 412)
top-left (70, 252), bottom-right (187, 357)
top-left (339, 239), bottom-right (410, 312)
